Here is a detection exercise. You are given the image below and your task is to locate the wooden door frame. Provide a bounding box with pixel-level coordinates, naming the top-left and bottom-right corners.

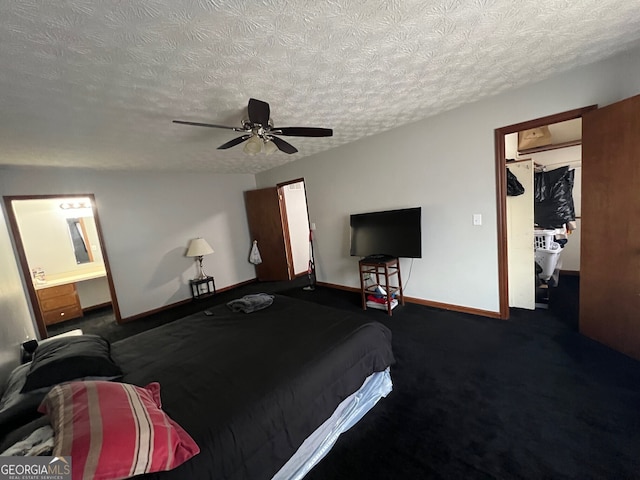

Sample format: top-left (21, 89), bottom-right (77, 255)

top-left (494, 105), bottom-right (597, 319)
top-left (275, 185), bottom-right (294, 280)
top-left (276, 178), bottom-right (311, 278)
top-left (3, 194), bottom-right (122, 339)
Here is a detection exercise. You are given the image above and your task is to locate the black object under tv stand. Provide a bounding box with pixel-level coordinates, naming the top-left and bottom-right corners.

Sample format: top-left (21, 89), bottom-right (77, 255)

top-left (358, 256), bottom-right (404, 316)
top-left (363, 254), bottom-right (395, 262)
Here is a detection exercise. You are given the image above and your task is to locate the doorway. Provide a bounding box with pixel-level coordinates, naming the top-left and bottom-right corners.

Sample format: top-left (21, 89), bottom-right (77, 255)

top-left (494, 105), bottom-right (597, 320)
top-left (3, 194), bottom-right (121, 339)
top-left (244, 178), bottom-right (312, 282)
top-left (506, 118), bottom-right (583, 311)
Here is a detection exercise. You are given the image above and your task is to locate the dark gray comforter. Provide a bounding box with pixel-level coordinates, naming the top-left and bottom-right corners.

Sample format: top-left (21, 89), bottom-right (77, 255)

top-left (111, 294), bottom-right (394, 480)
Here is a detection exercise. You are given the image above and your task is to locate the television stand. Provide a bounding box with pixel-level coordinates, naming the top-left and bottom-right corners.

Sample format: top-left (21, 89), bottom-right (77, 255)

top-left (358, 256), bottom-right (404, 316)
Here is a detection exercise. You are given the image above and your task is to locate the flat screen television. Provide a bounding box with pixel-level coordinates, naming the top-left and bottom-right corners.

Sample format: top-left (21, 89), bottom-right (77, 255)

top-left (350, 207), bottom-right (422, 259)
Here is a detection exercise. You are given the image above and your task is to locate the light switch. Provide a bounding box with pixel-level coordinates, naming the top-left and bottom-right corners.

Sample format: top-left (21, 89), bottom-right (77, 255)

top-left (473, 214), bottom-right (482, 226)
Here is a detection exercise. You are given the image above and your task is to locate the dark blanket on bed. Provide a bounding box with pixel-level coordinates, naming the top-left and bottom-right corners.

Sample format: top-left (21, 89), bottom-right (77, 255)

top-left (111, 294), bottom-right (394, 480)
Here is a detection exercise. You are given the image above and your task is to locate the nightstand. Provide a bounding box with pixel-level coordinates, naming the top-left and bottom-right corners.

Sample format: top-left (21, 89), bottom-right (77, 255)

top-left (190, 276), bottom-right (215, 300)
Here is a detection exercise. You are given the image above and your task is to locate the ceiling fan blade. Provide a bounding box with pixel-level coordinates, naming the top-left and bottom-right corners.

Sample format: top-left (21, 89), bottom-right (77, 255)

top-left (270, 136), bottom-right (298, 154)
top-left (275, 127), bottom-right (333, 137)
top-left (217, 135), bottom-right (252, 150)
top-left (248, 98), bottom-right (270, 126)
top-left (173, 120), bottom-right (237, 130)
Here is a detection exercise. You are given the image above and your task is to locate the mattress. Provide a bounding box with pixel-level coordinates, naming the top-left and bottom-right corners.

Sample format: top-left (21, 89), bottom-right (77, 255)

top-left (111, 294), bottom-right (395, 479)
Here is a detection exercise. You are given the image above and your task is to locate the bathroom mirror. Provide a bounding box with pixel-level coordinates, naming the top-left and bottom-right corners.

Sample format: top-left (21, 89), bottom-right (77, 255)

top-left (66, 217), bottom-right (92, 264)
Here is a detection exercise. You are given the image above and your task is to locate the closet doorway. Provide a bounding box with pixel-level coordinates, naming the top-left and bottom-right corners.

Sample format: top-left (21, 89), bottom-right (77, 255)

top-left (494, 105), bottom-right (596, 320)
top-left (4, 194), bottom-right (120, 339)
top-left (506, 118), bottom-right (583, 311)
top-left (497, 95), bottom-right (640, 360)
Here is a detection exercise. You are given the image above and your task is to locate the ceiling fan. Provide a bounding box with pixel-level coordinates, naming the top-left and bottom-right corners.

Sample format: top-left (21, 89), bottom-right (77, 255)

top-left (173, 98), bottom-right (333, 155)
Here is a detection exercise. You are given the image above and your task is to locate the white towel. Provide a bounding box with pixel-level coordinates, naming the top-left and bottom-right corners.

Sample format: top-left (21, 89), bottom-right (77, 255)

top-left (249, 240), bottom-right (262, 265)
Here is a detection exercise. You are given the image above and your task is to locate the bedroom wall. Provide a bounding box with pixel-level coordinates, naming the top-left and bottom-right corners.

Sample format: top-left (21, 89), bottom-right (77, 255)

top-left (0, 205), bottom-right (37, 383)
top-left (0, 168), bottom-right (257, 321)
top-left (256, 46), bottom-right (640, 313)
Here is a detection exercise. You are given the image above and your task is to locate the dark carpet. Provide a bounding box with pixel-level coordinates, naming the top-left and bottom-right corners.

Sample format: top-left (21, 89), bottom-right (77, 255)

top-left (287, 278), bottom-right (640, 480)
top-left (47, 276), bottom-right (640, 479)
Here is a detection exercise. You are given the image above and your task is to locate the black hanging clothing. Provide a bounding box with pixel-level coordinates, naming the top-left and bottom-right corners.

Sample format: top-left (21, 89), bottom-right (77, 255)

top-left (506, 168), bottom-right (525, 196)
top-left (534, 166), bottom-right (576, 228)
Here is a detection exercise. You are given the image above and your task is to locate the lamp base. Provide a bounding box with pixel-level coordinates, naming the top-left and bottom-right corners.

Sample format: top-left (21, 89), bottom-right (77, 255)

top-left (194, 256), bottom-right (209, 280)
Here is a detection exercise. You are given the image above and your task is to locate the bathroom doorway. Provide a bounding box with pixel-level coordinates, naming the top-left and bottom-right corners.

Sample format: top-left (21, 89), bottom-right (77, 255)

top-left (4, 194), bottom-right (120, 339)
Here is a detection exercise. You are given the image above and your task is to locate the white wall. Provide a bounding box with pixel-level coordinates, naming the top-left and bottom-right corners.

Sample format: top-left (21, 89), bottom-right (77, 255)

top-left (0, 205), bottom-right (37, 382)
top-left (0, 168), bottom-right (257, 319)
top-left (76, 277), bottom-right (111, 308)
top-left (257, 46), bottom-right (640, 313)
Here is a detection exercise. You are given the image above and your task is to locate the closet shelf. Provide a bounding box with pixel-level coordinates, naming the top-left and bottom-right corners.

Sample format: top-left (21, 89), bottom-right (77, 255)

top-left (518, 139), bottom-right (581, 155)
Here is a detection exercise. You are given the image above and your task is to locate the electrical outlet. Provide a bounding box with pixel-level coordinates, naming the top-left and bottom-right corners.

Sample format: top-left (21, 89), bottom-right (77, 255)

top-left (473, 213), bottom-right (482, 226)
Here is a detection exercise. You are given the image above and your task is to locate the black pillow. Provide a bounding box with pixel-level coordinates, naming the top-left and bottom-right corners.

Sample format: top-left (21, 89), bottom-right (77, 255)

top-left (0, 363), bottom-right (49, 441)
top-left (20, 335), bottom-right (122, 393)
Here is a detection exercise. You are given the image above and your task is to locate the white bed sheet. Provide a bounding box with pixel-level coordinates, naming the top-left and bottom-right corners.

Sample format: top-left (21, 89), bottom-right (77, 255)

top-left (273, 367), bottom-right (393, 480)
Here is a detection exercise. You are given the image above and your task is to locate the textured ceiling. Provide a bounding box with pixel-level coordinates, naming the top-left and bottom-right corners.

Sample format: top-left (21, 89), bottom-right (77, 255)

top-left (1, 1), bottom-right (640, 174)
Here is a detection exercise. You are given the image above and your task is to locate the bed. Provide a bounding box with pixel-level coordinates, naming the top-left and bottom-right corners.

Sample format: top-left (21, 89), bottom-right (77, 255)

top-left (0, 294), bottom-right (395, 480)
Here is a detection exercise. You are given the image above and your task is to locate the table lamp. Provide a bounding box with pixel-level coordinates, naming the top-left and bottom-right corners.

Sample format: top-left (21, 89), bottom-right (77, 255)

top-left (186, 237), bottom-right (214, 279)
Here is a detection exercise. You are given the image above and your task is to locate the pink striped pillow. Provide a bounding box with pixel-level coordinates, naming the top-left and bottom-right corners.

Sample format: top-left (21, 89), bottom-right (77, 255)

top-left (38, 381), bottom-right (199, 480)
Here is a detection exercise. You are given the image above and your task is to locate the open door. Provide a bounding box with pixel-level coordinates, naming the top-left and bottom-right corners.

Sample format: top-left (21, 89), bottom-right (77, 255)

top-left (244, 187), bottom-right (293, 281)
top-left (580, 94), bottom-right (640, 360)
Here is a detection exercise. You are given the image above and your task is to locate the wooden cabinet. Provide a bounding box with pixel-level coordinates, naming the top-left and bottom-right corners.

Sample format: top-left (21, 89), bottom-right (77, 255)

top-left (36, 283), bottom-right (83, 325)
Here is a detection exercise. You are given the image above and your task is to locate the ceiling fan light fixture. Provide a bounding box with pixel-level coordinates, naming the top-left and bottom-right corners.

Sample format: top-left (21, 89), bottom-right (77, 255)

top-left (173, 98), bottom-right (333, 155)
top-left (263, 139), bottom-right (278, 155)
top-left (243, 135), bottom-right (262, 155)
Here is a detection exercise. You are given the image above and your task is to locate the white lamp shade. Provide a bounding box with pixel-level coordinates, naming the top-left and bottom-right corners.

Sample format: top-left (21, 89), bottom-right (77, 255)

top-left (243, 135), bottom-right (262, 155)
top-left (263, 139), bottom-right (278, 155)
top-left (186, 237), bottom-right (214, 257)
